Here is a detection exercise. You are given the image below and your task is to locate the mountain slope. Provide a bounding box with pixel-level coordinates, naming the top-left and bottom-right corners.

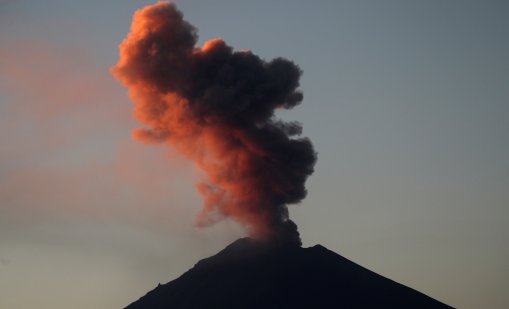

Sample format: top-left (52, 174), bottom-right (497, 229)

top-left (126, 238), bottom-right (452, 308)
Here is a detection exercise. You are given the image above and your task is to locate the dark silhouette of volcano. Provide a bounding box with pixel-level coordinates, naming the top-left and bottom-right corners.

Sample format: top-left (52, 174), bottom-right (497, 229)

top-left (125, 238), bottom-right (452, 308)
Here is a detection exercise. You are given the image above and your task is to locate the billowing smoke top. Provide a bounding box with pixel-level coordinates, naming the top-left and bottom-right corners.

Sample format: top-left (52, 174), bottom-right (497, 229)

top-left (112, 2), bottom-right (316, 246)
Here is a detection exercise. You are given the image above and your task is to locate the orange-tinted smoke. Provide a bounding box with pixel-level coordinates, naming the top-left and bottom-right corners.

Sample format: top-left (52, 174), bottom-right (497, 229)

top-left (111, 2), bottom-right (316, 245)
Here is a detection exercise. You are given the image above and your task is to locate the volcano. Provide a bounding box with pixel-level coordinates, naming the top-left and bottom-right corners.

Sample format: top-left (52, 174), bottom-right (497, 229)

top-left (125, 238), bottom-right (452, 308)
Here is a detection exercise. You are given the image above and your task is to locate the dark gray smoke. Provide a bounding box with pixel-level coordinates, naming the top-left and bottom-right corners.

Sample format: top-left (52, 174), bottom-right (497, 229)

top-left (112, 2), bottom-right (316, 245)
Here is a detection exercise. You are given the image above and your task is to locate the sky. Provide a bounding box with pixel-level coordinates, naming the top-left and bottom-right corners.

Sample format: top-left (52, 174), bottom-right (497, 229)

top-left (0, 0), bottom-right (508, 308)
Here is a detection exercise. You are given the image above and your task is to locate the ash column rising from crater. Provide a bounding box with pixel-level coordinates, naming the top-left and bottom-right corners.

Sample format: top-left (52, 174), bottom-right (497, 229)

top-left (111, 2), bottom-right (316, 245)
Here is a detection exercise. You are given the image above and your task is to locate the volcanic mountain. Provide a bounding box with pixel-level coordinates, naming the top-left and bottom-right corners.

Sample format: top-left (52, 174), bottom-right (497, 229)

top-left (125, 238), bottom-right (451, 308)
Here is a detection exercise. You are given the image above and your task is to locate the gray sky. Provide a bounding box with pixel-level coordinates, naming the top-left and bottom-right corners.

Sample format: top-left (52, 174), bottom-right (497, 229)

top-left (0, 1), bottom-right (508, 308)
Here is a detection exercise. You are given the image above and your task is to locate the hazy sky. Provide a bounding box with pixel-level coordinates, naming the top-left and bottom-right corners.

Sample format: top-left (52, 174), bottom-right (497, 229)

top-left (1, 1), bottom-right (508, 308)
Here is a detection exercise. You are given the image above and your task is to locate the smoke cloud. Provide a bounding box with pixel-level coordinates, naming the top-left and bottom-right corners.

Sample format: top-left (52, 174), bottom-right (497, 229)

top-left (111, 2), bottom-right (316, 245)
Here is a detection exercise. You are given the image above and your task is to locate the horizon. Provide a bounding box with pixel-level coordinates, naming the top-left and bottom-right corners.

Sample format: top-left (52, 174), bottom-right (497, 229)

top-left (1, 1), bottom-right (508, 308)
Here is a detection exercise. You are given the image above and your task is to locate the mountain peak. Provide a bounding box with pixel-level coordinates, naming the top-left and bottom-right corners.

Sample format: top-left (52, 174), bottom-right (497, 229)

top-left (126, 239), bottom-right (452, 308)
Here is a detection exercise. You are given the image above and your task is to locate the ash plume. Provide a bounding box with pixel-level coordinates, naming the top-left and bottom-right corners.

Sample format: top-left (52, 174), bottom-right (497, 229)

top-left (111, 2), bottom-right (316, 245)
